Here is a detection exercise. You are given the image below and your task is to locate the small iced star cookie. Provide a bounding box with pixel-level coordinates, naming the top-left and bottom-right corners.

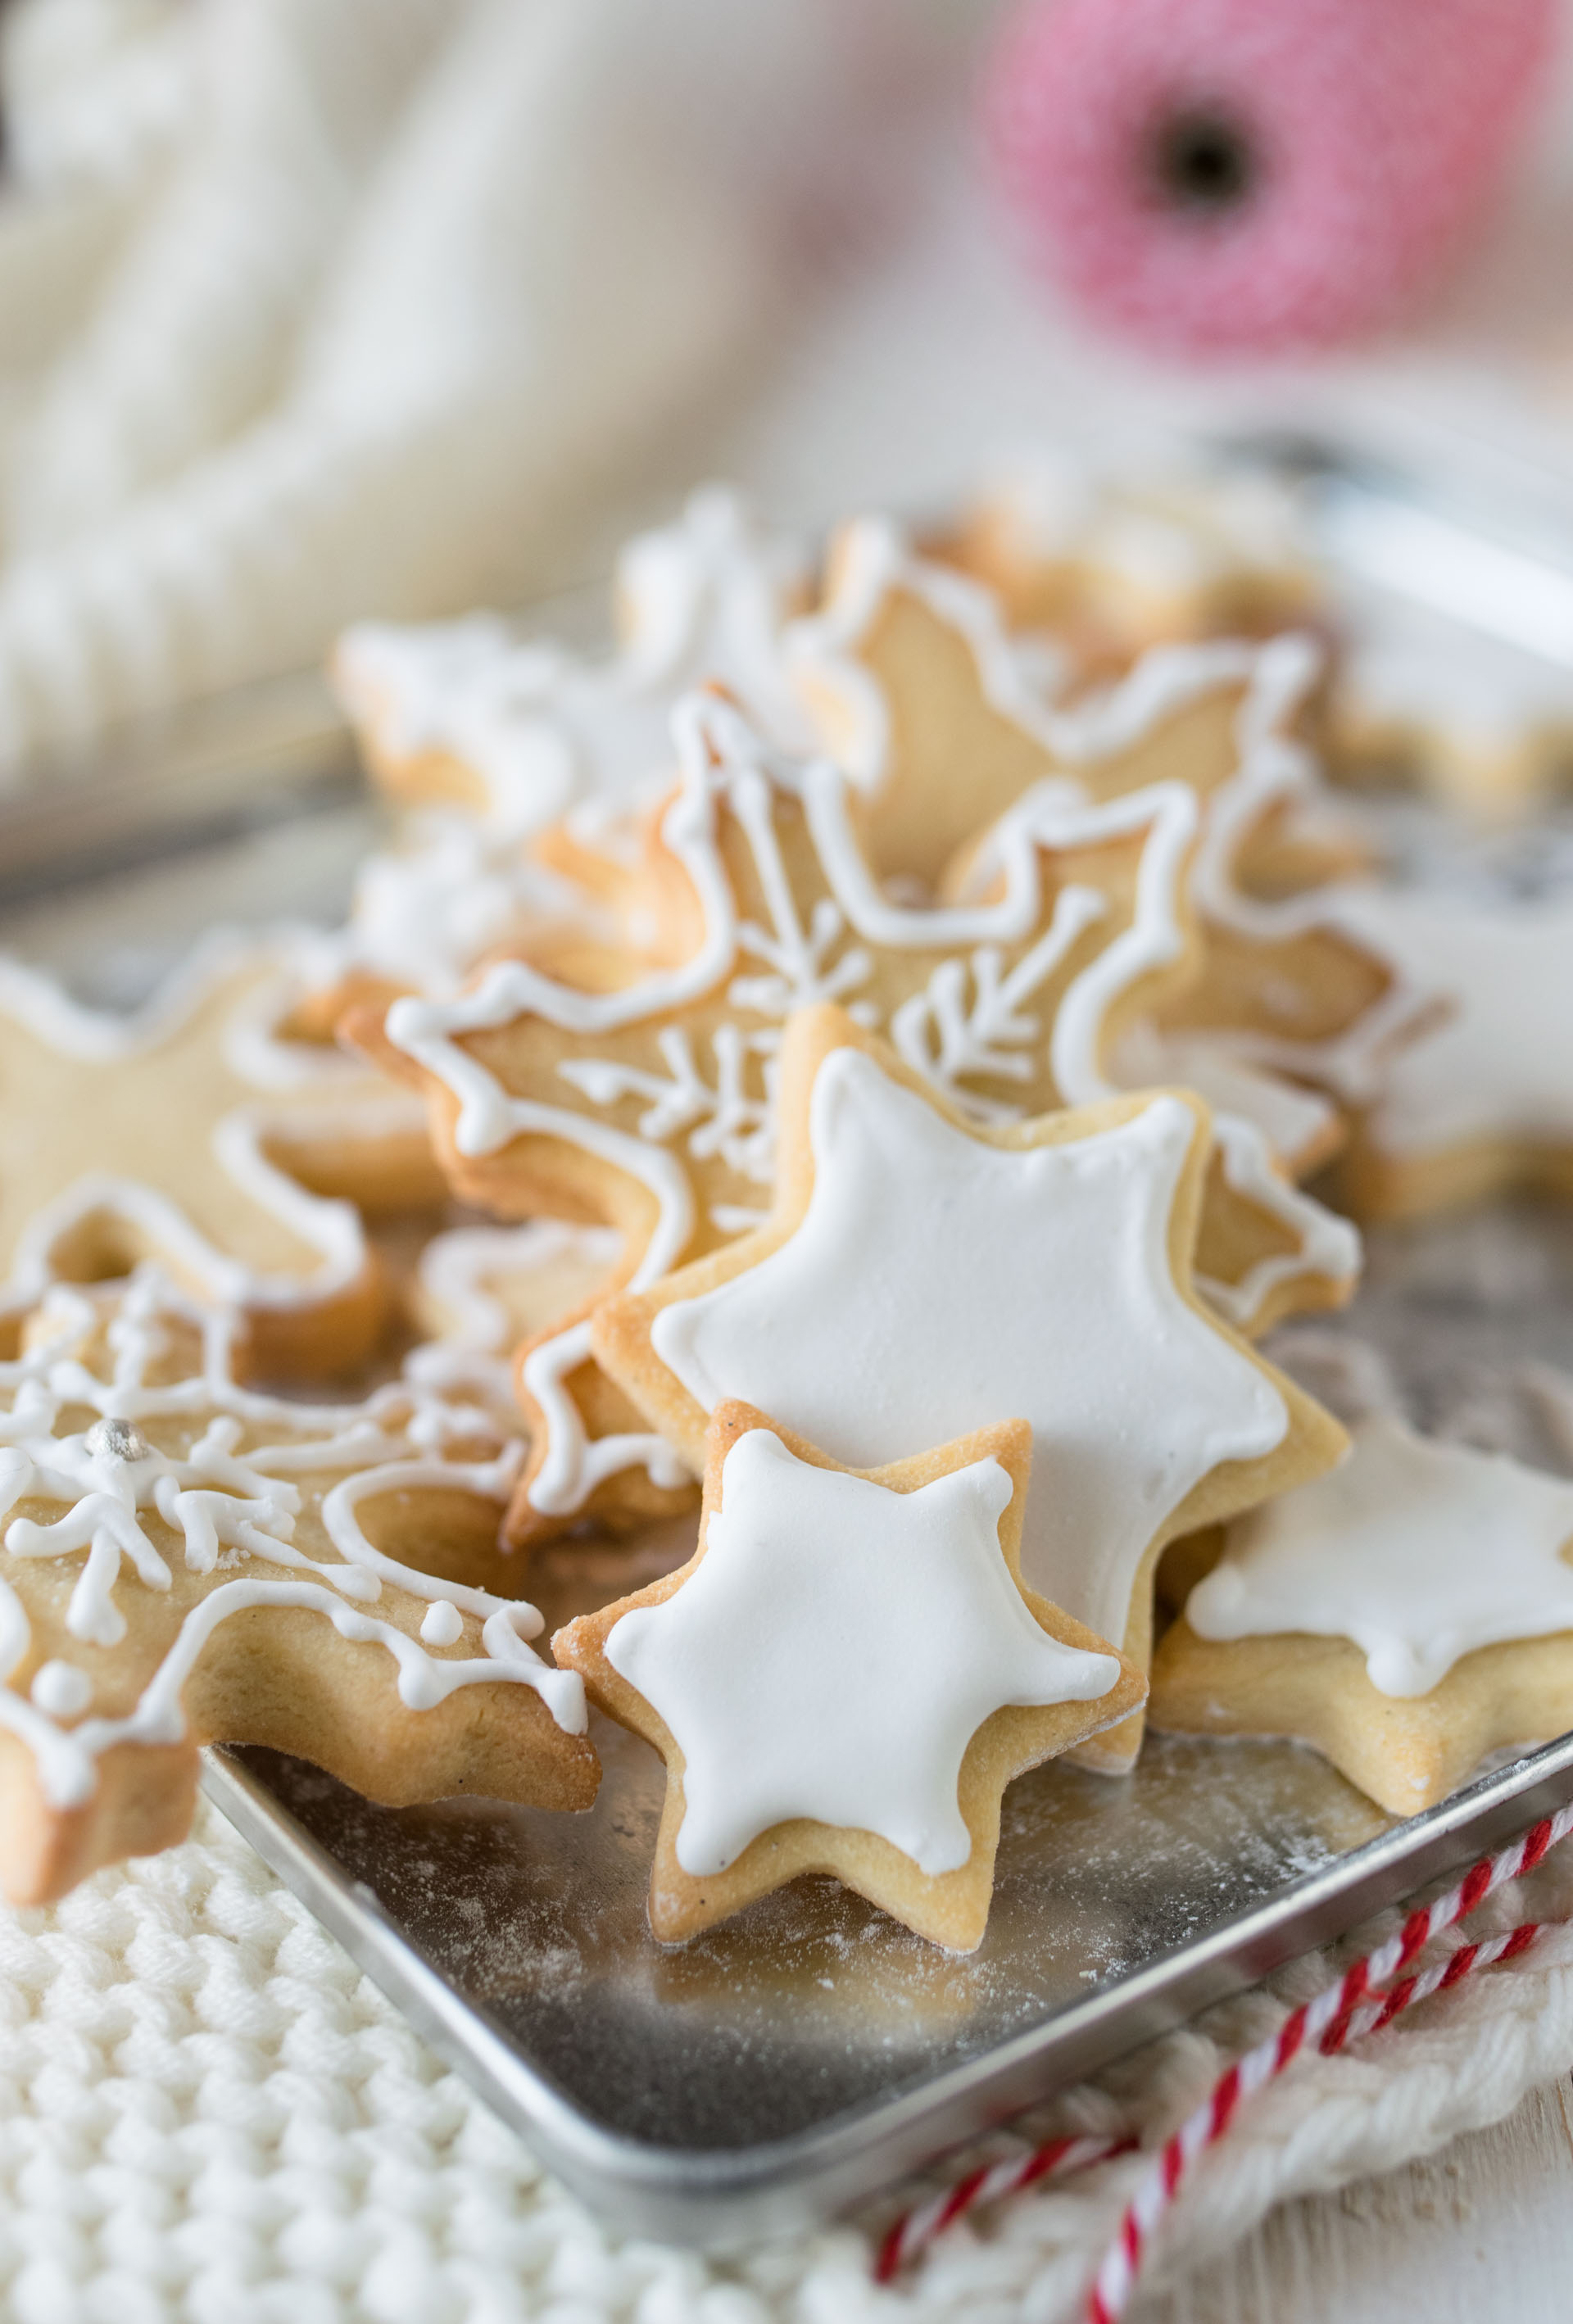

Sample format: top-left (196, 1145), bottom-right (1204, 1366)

top-left (0, 1274), bottom-right (596, 1904)
top-left (552, 1402), bottom-right (1143, 1950)
top-left (592, 1006), bottom-right (1345, 1772)
top-left (1150, 1415), bottom-right (1573, 1814)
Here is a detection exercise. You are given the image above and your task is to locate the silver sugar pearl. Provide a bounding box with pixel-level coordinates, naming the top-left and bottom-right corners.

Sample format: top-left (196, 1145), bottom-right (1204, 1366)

top-left (85, 1416), bottom-right (152, 1465)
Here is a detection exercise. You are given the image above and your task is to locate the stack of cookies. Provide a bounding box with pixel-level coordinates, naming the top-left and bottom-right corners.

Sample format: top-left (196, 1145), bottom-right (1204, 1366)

top-left (2, 477), bottom-right (1571, 1953)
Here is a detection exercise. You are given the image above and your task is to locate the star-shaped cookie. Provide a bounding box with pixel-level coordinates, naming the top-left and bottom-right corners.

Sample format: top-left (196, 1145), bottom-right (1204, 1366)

top-left (593, 1006), bottom-right (1344, 1772)
top-left (0, 933), bottom-right (445, 1380)
top-left (1151, 1415), bottom-right (1573, 1814)
top-left (354, 691), bottom-right (1268, 1543)
top-left (553, 1401), bottom-right (1144, 1950)
top-left (0, 1271), bottom-right (596, 1904)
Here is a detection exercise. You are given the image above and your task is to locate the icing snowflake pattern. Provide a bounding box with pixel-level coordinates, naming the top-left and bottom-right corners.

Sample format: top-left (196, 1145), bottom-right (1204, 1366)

top-left (0, 1273), bottom-right (583, 1809)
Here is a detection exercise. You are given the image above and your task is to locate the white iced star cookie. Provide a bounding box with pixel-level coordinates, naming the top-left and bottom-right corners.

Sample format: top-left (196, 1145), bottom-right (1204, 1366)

top-left (552, 1401), bottom-right (1144, 1950)
top-left (592, 1006), bottom-right (1344, 1773)
top-left (1151, 1414), bottom-right (1573, 1814)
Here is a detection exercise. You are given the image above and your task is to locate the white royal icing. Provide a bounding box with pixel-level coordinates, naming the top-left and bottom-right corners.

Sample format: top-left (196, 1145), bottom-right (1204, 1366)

top-left (415, 1219), bottom-right (624, 1354)
top-left (786, 514), bottom-right (1287, 796)
top-left (1187, 1413), bottom-right (1573, 1698)
top-left (650, 1052), bottom-right (1289, 1648)
top-left (321, 489), bottom-right (811, 1002)
top-left (336, 487), bottom-right (810, 838)
top-left (791, 523), bottom-right (1362, 1329)
top-left (606, 1426), bottom-right (1120, 1878)
top-left (387, 694), bottom-right (1253, 1515)
top-left (0, 932), bottom-right (432, 1343)
top-left (1318, 890), bottom-right (1573, 1159)
top-left (0, 1272), bottom-right (585, 1808)
top-left (1110, 1022), bottom-right (1339, 1178)
top-left (972, 449), bottom-right (1309, 610)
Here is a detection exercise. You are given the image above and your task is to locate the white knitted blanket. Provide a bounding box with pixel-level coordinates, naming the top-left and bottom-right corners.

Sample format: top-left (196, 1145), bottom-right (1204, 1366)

top-left (3, 1793), bottom-right (1571, 2324)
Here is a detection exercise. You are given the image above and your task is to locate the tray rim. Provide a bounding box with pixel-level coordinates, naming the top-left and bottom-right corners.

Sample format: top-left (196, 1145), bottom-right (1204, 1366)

top-left (201, 1726), bottom-right (1573, 2250)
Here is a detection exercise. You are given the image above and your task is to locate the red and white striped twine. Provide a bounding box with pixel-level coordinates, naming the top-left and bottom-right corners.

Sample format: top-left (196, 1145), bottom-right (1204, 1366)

top-left (873, 1800), bottom-right (1573, 2307)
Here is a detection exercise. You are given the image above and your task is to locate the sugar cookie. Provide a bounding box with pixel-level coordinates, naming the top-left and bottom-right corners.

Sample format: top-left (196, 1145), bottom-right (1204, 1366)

top-left (1327, 604), bottom-right (1573, 825)
top-left (1199, 885), bottom-right (1573, 1222)
top-left (312, 490), bottom-right (811, 1019)
top-left (592, 1004), bottom-right (1345, 1774)
top-left (552, 1402), bottom-right (1142, 1949)
top-left (352, 692), bottom-right (1258, 1542)
top-left (948, 451), bottom-right (1320, 674)
top-left (1152, 1414), bottom-right (1573, 1814)
top-left (0, 934), bottom-right (446, 1381)
top-left (0, 1272), bottom-right (596, 1904)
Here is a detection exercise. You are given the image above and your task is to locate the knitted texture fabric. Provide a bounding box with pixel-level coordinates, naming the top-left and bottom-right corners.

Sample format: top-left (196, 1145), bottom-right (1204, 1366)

top-left (2, 1794), bottom-right (1571, 2324)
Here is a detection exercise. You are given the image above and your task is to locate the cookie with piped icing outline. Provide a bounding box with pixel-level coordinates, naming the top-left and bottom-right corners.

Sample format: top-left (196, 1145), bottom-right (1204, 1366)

top-left (307, 489), bottom-right (813, 1026)
top-left (0, 1272), bottom-right (596, 1904)
top-left (410, 1218), bottom-right (626, 1358)
top-left (1326, 606), bottom-right (1573, 826)
top-left (788, 513), bottom-right (1358, 899)
top-left (946, 451), bottom-right (1321, 678)
top-left (0, 932), bottom-right (447, 1382)
top-left (351, 691), bottom-right (1252, 1546)
top-left (552, 1400), bottom-right (1143, 1950)
top-left (333, 487), bottom-right (809, 835)
top-left (1303, 889), bottom-right (1573, 1224)
top-left (1151, 1414), bottom-right (1573, 1815)
top-left (591, 1005), bottom-right (1346, 1774)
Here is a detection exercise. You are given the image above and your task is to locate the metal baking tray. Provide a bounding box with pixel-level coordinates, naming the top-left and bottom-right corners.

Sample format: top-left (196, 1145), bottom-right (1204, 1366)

top-left (5, 445), bottom-right (1573, 2249)
top-left (195, 1185), bottom-right (1573, 2249)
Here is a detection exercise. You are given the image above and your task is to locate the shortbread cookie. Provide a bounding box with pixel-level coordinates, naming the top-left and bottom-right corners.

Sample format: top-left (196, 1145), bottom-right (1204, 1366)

top-left (787, 523), bottom-right (1367, 1325)
top-left (410, 1219), bottom-right (625, 1355)
top-left (949, 450), bottom-right (1320, 673)
top-left (352, 692), bottom-right (1244, 1543)
top-left (0, 1273), bottom-right (596, 1904)
top-left (1201, 885), bottom-right (1573, 1222)
top-left (791, 514), bottom-right (1354, 898)
top-left (592, 1005), bottom-right (1345, 1774)
top-left (1327, 604), bottom-right (1573, 824)
top-left (553, 1402), bottom-right (1143, 1949)
top-left (313, 490), bottom-right (811, 1017)
top-left (1151, 1415), bottom-right (1573, 1814)
top-left (334, 487), bottom-right (809, 833)
top-left (0, 934), bottom-right (446, 1380)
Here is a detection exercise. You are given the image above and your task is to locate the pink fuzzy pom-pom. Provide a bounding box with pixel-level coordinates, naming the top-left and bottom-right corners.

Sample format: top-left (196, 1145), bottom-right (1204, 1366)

top-left (984, 0), bottom-right (1556, 357)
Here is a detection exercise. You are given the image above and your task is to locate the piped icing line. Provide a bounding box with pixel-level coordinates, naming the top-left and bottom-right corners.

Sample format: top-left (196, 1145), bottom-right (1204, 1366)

top-left (1224, 889), bottom-right (1573, 1160)
top-left (0, 932), bottom-right (435, 1343)
top-left (783, 514), bottom-right (1280, 789)
top-left (647, 1058), bottom-right (1291, 1646)
top-left (0, 925), bottom-right (378, 1095)
top-left (1187, 1413), bottom-right (1573, 1697)
top-left (321, 491), bottom-right (811, 1005)
top-left (386, 700), bottom-right (1225, 1514)
top-left (333, 487), bottom-right (811, 840)
top-left (796, 533), bottom-right (1362, 1325)
top-left (605, 1425), bottom-right (1121, 1878)
top-left (0, 1273), bottom-right (585, 1805)
top-left (415, 1220), bottom-right (624, 1355)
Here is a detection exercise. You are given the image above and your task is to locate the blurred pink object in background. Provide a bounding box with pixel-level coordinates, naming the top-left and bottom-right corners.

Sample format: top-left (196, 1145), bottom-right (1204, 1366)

top-left (984, 0), bottom-right (1557, 358)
